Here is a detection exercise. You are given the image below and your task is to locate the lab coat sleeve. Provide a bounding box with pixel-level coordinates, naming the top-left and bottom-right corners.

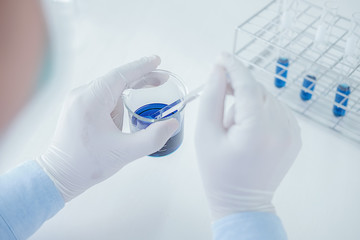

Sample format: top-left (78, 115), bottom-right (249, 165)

top-left (0, 160), bottom-right (64, 240)
top-left (212, 212), bottom-right (288, 240)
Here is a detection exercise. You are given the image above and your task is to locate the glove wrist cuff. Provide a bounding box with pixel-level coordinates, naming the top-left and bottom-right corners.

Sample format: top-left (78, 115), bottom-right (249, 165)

top-left (36, 148), bottom-right (82, 203)
top-left (205, 187), bottom-right (275, 220)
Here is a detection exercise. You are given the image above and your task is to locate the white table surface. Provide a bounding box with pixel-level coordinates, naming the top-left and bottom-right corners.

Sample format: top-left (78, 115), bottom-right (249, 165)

top-left (1, 0), bottom-right (360, 239)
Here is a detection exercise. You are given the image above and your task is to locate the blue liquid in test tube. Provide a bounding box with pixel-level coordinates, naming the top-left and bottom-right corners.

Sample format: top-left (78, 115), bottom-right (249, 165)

top-left (333, 83), bottom-right (351, 117)
top-left (275, 57), bottom-right (289, 88)
top-left (300, 75), bottom-right (316, 101)
top-left (132, 103), bottom-right (184, 157)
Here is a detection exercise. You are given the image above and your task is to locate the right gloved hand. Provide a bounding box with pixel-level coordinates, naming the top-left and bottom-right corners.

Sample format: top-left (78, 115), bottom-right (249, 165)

top-left (37, 56), bottom-right (179, 202)
top-left (195, 53), bottom-right (302, 220)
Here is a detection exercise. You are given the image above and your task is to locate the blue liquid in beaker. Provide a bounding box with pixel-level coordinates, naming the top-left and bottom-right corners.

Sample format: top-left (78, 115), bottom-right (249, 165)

top-left (275, 57), bottom-right (289, 88)
top-left (300, 75), bottom-right (316, 101)
top-left (132, 103), bottom-right (184, 157)
top-left (333, 83), bottom-right (351, 117)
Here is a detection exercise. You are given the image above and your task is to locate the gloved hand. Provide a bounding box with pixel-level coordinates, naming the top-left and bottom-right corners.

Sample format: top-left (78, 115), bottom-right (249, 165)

top-left (37, 56), bottom-right (179, 202)
top-left (195, 53), bottom-right (302, 220)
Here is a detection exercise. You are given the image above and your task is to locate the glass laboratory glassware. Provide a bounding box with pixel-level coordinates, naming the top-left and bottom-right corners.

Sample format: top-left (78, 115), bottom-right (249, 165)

top-left (274, 0), bottom-right (299, 88)
top-left (300, 65), bottom-right (318, 101)
top-left (300, 2), bottom-right (338, 101)
top-left (274, 56), bottom-right (289, 88)
top-left (333, 12), bottom-right (360, 117)
top-left (300, 40), bottom-right (323, 100)
top-left (280, 0), bottom-right (299, 32)
top-left (314, 1), bottom-right (338, 48)
top-left (344, 12), bottom-right (360, 67)
top-left (333, 81), bottom-right (351, 117)
top-left (122, 70), bottom-right (187, 157)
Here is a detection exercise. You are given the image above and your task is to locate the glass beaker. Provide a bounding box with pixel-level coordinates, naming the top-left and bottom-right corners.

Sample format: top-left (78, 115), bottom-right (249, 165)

top-left (122, 70), bottom-right (187, 157)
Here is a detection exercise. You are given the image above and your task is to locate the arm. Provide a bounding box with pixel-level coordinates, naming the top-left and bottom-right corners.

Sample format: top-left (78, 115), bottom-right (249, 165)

top-left (0, 56), bottom-right (179, 238)
top-left (0, 161), bottom-right (64, 240)
top-left (195, 53), bottom-right (302, 239)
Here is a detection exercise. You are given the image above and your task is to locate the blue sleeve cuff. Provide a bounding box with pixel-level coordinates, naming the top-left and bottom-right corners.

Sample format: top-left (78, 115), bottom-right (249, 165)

top-left (0, 160), bottom-right (65, 240)
top-left (213, 212), bottom-right (287, 240)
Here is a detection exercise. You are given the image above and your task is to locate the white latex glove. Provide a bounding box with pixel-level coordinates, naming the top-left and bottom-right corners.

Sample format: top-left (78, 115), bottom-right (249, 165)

top-left (37, 56), bottom-right (179, 202)
top-left (195, 53), bottom-right (302, 220)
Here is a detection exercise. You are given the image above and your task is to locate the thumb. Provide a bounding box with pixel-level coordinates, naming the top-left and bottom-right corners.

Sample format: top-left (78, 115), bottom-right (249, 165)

top-left (219, 52), bottom-right (265, 124)
top-left (128, 118), bottom-right (180, 158)
top-left (88, 56), bottom-right (161, 111)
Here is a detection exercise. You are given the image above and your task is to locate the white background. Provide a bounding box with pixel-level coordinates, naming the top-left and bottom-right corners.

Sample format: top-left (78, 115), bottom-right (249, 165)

top-left (1, 0), bottom-right (360, 239)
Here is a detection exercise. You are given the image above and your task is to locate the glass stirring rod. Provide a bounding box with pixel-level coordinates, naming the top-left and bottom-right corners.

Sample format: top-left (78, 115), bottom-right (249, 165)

top-left (150, 59), bottom-right (237, 119)
top-left (151, 85), bottom-right (205, 119)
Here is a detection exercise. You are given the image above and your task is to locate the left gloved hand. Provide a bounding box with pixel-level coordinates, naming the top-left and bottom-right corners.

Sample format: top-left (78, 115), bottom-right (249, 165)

top-left (37, 56), bottom-right (179, 202)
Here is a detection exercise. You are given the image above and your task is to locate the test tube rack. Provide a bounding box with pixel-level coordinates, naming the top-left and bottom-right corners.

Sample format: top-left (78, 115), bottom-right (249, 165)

top-left (233, 0), bottom-right (360, 143)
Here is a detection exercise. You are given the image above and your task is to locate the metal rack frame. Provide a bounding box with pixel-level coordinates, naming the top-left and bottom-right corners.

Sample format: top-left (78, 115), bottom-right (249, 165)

top-left (233, 0), bottom-right (360, 143)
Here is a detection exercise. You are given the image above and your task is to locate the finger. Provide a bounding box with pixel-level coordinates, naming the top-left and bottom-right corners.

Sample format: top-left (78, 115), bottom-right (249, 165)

top-left (279, 101), bottom-right (301, 145)
top-left (197, 65), bottom-right (227, 135)
top-left (119, 55), bottom-right (161, 88)
top-left (269, 98), bottom-right (302, 163)
top-left (111, 99), bottom-right (124, 130)
top-left (129, 71), bottom-right (169, 89)
top-left (218, 52), bottom-right (256, 89)
top-left (125, 118), bottom-right (180, 159)
top-left (224, 103), bottom-right (235, 130)
top-left (226, 81), bottom-right (234, 95)
top-left (91, 55), bottom-right (161, 109)
top-left (263, 93), bottom-right (301, 154)
top-left (219, 52), bottom-right (265, 124)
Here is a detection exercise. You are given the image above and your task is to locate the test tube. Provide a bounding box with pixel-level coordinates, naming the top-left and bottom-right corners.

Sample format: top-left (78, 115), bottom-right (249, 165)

top-left (280, 0), bottom-right (299, 32)
top-left (300, 40), bottom-right (322, 100)
top-left (344, 12), bottom-right (360, 66)
top-left (274, 56), bottom-right (289, 88)
top-left (314, 1), bottom-right (338, 48)
top-left (300, 2), bottom-right (338, 100)
top-left (274, 0), bottom-right (299, 88)
top-left (333, 12), bottom-right (360, 117)
top-left (333, 82), bottom-right (351, 117)
top-left (300, 66), bottom-right (318, 101)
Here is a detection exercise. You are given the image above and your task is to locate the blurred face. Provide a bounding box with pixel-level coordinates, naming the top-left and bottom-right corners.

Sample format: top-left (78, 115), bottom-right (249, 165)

top-left (0, 0), bottom-right (46, 134)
